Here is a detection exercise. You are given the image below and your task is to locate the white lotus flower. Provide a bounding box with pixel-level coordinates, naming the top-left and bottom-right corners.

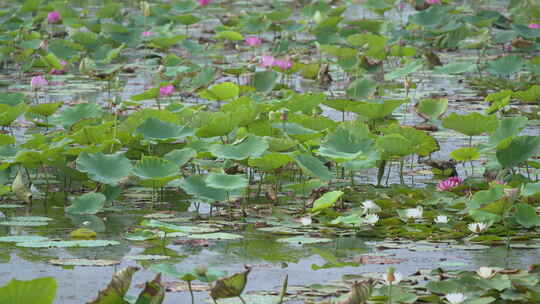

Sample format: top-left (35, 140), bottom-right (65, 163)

top-left (364, 214), bottom-right (379, 225)
top-left (476, 266), bottom-right (495, 279)
top-left (362, 200), bottom-right (381, 212)
top-left (299, 217), bottom-right (312, 226)
top-left (405, 207), bottom-right (423, 219)
top-left (445, 293), bottom-right (466, 304)
top-left (382, 271), bottom-right (403, 285)
top-left (468, 222), bottom-right (489, 234)
top-left (434, 215), bottom-right (449, 224)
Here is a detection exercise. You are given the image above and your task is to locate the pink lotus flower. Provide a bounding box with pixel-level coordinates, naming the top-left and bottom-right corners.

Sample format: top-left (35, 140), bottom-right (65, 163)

top-left (198, 0), bottom-right (211, 6)
top-left (30, 76), bottom-right (48, 89)
top-left (159, 84), bottom-right (175, 97)
top-left (47, 11), bottom-right (61, 24)
top-left (51, 60), bottom-right (68, 75)
top-left (141, 31), bottom-right (155, 37)
top-left (528, 23), bottom-right (540, 29)
top-left (426, 0), bottom-right (441, 4)
top-left (436, 176), bottom-right (462, 191)
top-left (260, 55), bottom-right (275, 67)
top-left (274, 59), bottom-right (292, 70)
top-left (245, 37), bottom-right (262, 47)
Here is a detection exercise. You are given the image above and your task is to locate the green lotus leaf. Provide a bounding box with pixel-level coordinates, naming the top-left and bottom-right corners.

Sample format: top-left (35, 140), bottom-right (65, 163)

top-left (133, 156), bottom-right (178, 180)
top-left (380, 125), bottom-right (439, 156)
top-left (196, 111), bottom-right (243, 138)
top-left (487, 116), bottom-right (527, 148)
top-left (0, 103), bottom-right (27, 126)
top-left (209, 82), bottom-right (240, 101)
top-left (376, 134), bottom-right (414, 157)
top-left (347, 99), bottom-right (405, 120)
top-left (486, 55), bottom-right (524, 75)
top-left (346, 78), bottom-right (377, 100)
top-left (385, 60), bottom-right (423, 80)
top-left (450, 147), bottom-right (480, 162)
top-left (210, 136), bottom-right (268, 160)
top-left (294, 153), bottom-right (333, 181)
top-left (514, 203), bottom-right (540, 228)
top-left (66, 192), bottom-right (106, 215)
top-left (164, 148), bottom-right (196, 166)
top-left (136, 118), bottom-right (193, 141)
top-left (416, 98), bottom-right (448, 121)
top-left (76, 152), bottom-right (133, 185)
top-left (311, 190), bottom-right (344, 213)
top-left (0, 277), bottom-right (57, 304)
top-left (206, 174), bottom-right (248, 190)
top-left (318, 127), bottom-right (375, 161)
top-left (187, 232), bottom-right (243, 240)
top-left (513, 85), bottom-right (540, 103)
top-left (248, 152), bottom-right (293, 172)
top-left (215, 31), bottom-right (244, 41)
top-left (55, 103), bottom-right (104, 128)
top-left (442, 112), bottom-right (499, 136)
top-left (29, 102), bottom-right (63, 117)
top-left (496, 136), bottom-right (540, 169)
top-left (253, 71), bottom-right (278, 93)
top-left (179, 175), bottom-right (227, 202)
top-left (433, 61), bottom-right (476, 74)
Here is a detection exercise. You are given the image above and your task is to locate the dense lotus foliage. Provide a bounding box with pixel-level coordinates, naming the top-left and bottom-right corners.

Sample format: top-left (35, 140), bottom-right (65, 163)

top-left (1, 0), bottom-right (540, 303)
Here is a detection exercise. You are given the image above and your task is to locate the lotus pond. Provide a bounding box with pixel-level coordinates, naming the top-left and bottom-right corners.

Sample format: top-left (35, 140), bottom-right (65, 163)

top-left (2, 0), bottom-right (540, 303)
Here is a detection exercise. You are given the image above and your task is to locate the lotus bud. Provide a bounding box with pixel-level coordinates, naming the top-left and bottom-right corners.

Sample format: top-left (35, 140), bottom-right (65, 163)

top-left (313, 11), bottom-right (323, 24)
top-left (280, 111), bottom-right (288, 121)
top-left (79, 57), bottom-right (92, 76)
top-left (385, 267), bottom-right (396, 284)
top-left (39, 40), bottom-right (48, 51)
top-left (140, 1), bottom-right (151, 17)
top-left (194, 266), bottom-right (207, 276)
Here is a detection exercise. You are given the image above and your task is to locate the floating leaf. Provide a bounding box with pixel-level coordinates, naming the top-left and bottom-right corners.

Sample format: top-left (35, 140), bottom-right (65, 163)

top-left (16, 240), bottom-right (120, 248)
top-left (0, 235), bottom-right (49, 243)
top-left (277, 236), bottom-right (333, 244)
top-left (187, 233), bottom-right (243, 240)
top-left (48, 259), bottom-right (120, 267)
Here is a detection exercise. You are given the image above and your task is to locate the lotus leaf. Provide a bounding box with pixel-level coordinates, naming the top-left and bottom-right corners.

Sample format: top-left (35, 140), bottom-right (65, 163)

top-left (76, 152), bottom-right (133, 185)
top-left (0, 277), bottom-right (57, 304)
top-left (179, 175), bottom-right (227, 202)
top-left (210, 136), bottom-right (268, 160)
top-left (311, 190), bottom-right (344, 213)
top-left (206, 174), bottom-right (248, 190)
top-left (136, 118), bottom-right (193, 141)
top-left (496, 136), bottom-right (540, 169)
top-left (66, 192), bottom-right (106, 215)
top-left (294, 153), bottom-right (333, 181)
top-left (442, 112), bottom-right (499, 136)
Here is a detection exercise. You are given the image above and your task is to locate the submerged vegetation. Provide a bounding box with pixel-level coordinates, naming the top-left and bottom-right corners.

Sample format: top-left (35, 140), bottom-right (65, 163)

top-left (1, 0), bottom-right (540, 302)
